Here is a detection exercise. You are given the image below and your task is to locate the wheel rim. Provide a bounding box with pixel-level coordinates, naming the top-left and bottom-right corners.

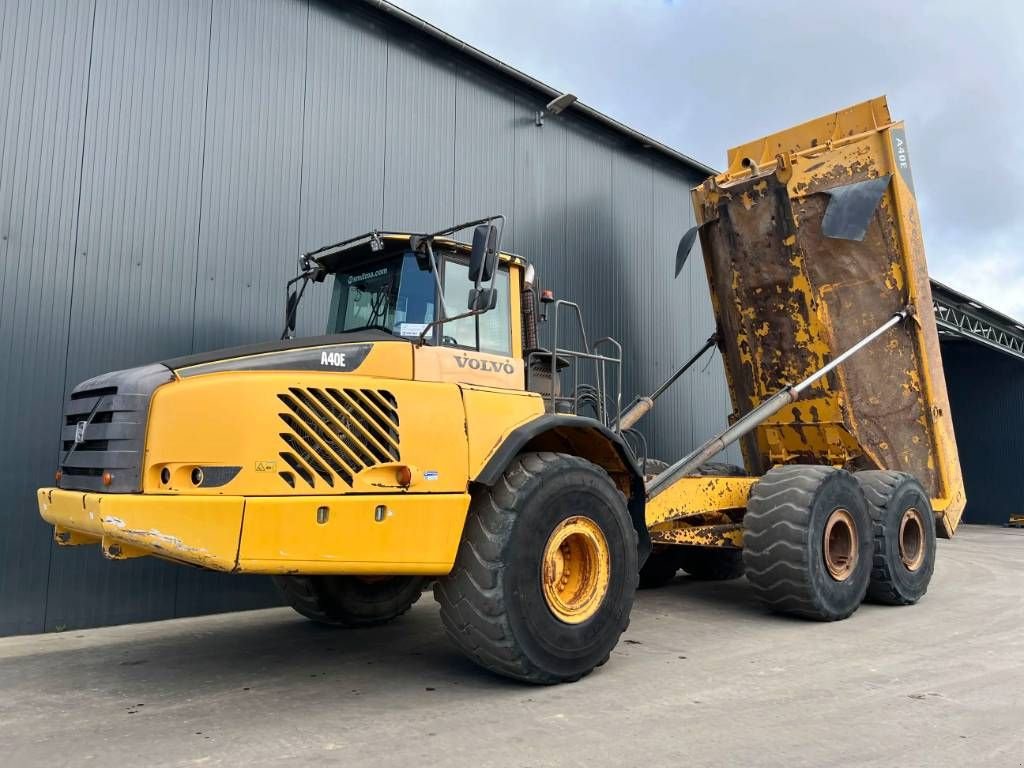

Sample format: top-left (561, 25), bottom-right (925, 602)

top-left (823, 508), bottom-right (857, 582)
top-left (541, 516), bottom-right (610, 624)
top-left (899, 507), bottom-right (926, 571)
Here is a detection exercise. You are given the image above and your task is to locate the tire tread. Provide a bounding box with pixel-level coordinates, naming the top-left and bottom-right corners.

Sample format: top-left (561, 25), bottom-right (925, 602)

top-left (743, 464), bottom-right (864, 621)
top-left (855, 470), bottom-right (933, 605)
top-left (435, 452), bottom-right (636, 684)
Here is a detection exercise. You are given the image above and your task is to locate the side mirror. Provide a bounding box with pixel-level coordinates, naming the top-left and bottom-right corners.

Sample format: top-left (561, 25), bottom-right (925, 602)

top-left (468, 288), bottom-right (499, 312)
top-left (285, 289), bottom-right (300, 332)
top-left (469, 224), bottom-right (498, 286)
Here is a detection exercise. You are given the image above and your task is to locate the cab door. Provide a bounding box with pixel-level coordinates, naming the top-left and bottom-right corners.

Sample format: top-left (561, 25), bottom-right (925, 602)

top-left (414, 256), bottom-right (525, 390)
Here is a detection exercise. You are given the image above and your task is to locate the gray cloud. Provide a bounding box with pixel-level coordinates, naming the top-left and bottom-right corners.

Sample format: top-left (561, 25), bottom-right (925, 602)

top-left (395, 0), bottom-right (1024, 318)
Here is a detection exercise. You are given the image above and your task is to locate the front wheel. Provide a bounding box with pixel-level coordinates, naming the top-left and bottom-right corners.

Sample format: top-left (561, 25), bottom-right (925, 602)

top-left (274, 575), bottom-right (426, 627)
top-left (435, 452), bottom-right (638, 684)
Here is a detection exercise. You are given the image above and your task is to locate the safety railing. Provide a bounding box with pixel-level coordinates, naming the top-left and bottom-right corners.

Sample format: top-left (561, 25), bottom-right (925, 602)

top-left (527, 299), bottom-right (623, 430)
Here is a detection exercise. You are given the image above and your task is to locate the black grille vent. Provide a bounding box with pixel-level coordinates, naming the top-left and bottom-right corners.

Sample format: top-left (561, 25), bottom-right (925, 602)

top-left (58, 364), bottom-right (174, 493)
top-left (276, 387), bottom-right (400, 489)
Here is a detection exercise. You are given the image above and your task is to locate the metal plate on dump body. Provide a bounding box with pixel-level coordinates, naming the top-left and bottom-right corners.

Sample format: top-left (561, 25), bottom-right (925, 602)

top-left (692, 97), bottom-right (965, 535)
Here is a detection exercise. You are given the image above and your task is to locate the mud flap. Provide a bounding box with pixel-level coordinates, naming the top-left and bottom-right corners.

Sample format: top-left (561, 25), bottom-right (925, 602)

top-left (675, 226), bottom-right (699, 277)
top-left (821, 175), bottom-right (892, 241)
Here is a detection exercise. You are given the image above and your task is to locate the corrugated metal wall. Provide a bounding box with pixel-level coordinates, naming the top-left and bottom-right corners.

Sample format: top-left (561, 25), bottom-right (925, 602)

top-left (941, 340), bottom-right (1024, 525)
top-left (0, 0), bottom-right (731, 636)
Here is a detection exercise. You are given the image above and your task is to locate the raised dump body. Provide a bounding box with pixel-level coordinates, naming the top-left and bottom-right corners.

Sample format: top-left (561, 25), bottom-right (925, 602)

top-left (691, 96), bottom-right (965, 536)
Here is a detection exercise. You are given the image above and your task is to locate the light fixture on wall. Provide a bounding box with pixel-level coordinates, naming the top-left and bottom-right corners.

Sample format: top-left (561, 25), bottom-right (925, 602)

top-left (535, 92), bottom-right (577, 126)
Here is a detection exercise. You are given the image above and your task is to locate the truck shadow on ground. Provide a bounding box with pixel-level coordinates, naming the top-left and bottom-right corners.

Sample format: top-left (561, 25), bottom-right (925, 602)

top-left (645, 575), bottom-right (766, 615)
top-left (10, 605), bottom-right (512, 696)
top-left (3, 577), bottom-right (793, 710)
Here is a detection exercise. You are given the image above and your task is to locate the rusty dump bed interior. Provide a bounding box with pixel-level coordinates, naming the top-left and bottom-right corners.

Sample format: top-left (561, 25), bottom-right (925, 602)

top-left (691, 96), bottom-right (965, 536)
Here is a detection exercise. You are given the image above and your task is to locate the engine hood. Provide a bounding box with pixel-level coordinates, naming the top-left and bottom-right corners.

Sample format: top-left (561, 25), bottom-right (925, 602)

top-left (163, 330), bottom-right (409, 378)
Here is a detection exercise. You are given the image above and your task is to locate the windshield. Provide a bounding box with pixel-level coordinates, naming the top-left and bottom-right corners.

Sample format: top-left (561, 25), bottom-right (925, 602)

top-left (328, 251), bottom-right (436, 338)
top-left (326, 248), bottom-right (511, 354)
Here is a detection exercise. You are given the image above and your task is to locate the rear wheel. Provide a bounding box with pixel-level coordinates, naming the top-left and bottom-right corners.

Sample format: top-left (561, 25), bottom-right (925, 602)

top-left (274, 575), bottom-right (426, 627)
top-left (694, 462), bottom-right (746, 478)
top-left (435, 452), bottom-right (637, 684)
top-left (744, 465), bottom-right (872, 621)
top-left (855, 470), bottom-right (936, 605)
top-left (638, 459), bottom-right (746, 588)
top-left (677, 546), bottom-right (745, 580)
top-left (642, 459), bottom-right (746, 479)
top-left (638, 548), bottom-right (682, 589)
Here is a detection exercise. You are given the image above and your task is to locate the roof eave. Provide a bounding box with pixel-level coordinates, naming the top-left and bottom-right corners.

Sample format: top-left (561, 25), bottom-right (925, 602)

top-left (355, 0), bottom-right (716, 178)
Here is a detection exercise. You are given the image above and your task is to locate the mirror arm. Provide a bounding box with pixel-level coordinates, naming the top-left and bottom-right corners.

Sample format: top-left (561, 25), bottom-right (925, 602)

top-left (280, 272), bottom-right (311, 340)
top-left (415, 214), bottom-right (506, 347)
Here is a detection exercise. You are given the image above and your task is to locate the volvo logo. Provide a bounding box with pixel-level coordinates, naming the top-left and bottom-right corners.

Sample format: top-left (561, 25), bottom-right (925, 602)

top-left (454, 354), bottom-right (515, 374)
top-left (74, 421), bottom-right (88, 444)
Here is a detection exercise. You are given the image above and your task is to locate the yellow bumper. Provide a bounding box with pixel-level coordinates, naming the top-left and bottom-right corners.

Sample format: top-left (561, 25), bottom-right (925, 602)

top-left (37, 488), bottom-right (469, 575)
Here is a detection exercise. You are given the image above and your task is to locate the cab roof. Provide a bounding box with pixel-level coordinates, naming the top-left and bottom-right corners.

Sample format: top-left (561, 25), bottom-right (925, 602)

top-left (308, 231), bottom-right (526, 274)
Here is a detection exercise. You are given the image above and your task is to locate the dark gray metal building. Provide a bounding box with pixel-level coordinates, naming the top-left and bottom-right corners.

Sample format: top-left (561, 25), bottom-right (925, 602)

top-left (0, 0), bottom-right (732, 636)
top-left (2, 0), bottom-right (1022, 638)
top-left (933, 283), bottom-right (1024, 526)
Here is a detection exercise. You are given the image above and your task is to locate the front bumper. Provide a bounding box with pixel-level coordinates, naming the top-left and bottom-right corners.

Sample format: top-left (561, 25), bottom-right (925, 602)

top-left (37, 488), bottom-right (469, 575)
top-left (39, 487), bottom-right (244, 570)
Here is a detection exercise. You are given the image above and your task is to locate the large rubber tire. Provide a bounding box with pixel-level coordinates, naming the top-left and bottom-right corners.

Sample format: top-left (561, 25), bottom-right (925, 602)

top-left (274, 575), bottom-right (426, 627)
top-left (744, 465), bottom-right (872, 621)
top-left (435, 452), bottom-right (638, 684)
top-left (637, 459), bottom-right (746, 588)
top-left (643, 459), bottom-right (746, 479)
top-left (677, 546), bottom-right (745, 581)
top-left (683, 463), bottom-right (745, 579)
top-left (855, 470), bottom-right (937, 605)
top-left (693, 462), bottom-right (746, 477)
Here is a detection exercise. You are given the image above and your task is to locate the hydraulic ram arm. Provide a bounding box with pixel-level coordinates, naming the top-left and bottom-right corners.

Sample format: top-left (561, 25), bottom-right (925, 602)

top-left (646, 308), bottom-right (912, 498)
top-left (618, 333), bottom-right (718, 431)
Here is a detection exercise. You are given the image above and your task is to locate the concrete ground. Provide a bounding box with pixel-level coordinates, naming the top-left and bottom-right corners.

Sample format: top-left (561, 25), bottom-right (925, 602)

top-left (1, 526), bottom-right (1022, 768)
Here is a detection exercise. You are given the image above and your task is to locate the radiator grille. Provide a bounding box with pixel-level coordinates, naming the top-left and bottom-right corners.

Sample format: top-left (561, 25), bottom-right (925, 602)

top-left (58, 364), bottom-right (173, 493)
top-left (276, 387), bottom-right (400, 489)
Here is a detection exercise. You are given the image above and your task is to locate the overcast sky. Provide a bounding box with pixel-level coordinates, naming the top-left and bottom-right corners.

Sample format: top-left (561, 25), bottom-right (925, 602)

top-left (395, 0), bottom-right (1024, 320)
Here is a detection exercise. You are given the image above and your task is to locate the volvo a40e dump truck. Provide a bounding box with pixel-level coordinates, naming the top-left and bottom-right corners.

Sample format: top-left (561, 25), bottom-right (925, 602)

top-left (39, 95), bottom-right (963, 684)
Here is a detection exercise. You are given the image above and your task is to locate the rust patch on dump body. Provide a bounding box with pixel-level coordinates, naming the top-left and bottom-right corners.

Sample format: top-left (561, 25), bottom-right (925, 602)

top-left (691, 98), bottom-right (964, 534)
top-left (699, 170), bottom-right (940, 494)
top-left (699, 173), bottom-right (834, 474)
top-left (792, 188), bottom-right (937, 494)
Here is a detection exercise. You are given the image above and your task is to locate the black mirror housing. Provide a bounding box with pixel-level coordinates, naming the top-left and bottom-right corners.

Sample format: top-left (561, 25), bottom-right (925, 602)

top-left (469, 224), bottom-right (498, 284)
top-left (285, 289), bottom-right (299, 332)
top-left (467, 287), bottom-right (499, 312)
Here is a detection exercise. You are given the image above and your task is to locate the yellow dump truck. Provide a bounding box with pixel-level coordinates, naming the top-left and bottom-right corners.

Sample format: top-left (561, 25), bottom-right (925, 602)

top-left (38, 96), bottom-right (963, 684)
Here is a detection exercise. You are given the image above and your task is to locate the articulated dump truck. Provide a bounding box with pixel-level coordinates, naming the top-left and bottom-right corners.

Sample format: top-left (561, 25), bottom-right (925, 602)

top-left (39, 96), bottom-right (963, 684)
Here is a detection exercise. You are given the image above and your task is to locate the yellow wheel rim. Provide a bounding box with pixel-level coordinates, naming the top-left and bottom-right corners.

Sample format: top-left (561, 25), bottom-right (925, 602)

top-left (823, 507), bottom-right (857, 582)
top-left (899, 507), bottom-right (926, 572)
top-left (541, 516), bottom-right (611, 624)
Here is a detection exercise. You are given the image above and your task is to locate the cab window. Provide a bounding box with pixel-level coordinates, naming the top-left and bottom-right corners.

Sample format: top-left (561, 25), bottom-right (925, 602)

top-left (442, 258), bottom-right (511, 356)
top-left (327, 249), bottom-right (511, 355)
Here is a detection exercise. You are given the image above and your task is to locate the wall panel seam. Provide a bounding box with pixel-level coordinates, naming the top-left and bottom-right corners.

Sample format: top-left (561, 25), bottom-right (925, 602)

top-left (187, 0), bottom-right (216, 355)
top-left (295, 0), bottom-right (310, 262)
top-left (379, 37), bottom-right (389, 228)
top-left (47, 0), bottom-right (100, 633)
